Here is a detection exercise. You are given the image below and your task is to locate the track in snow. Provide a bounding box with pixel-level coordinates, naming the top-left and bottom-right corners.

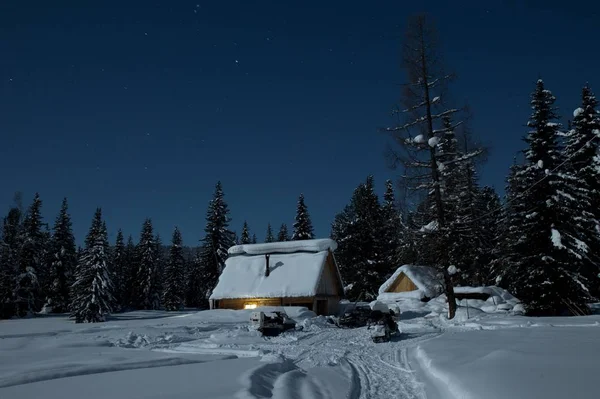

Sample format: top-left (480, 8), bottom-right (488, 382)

top-left (232, 324), bottom-right (441, 399)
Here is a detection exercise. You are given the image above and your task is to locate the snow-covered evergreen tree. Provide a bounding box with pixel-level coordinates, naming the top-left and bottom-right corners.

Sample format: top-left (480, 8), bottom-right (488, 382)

top-left (240, 221), bottom-right (251, 244)
top-left (199, 181), bottom-right (235, 300)
top-left (331, 176), bottom-right (385, 300)
top-left (475, 186), bottom-right (502, 283)
top-left (134, 219), bottom-right (161, 310)
top-left (121, 235), bottom-right (137, 309)
top-left (501, 80), bottom-right (593, 315)
top-left (251, 234), bottom-right (257, 244)
top-left (70, 208), bottom-right (114, 323)
top-left (292, 194), bottom-right (314, 241)
top-left (45, 198), bottom-right (76, 313)
top-left (380, 180), bottom-right (404, 279)
top-left (265, 223), bottom-right (274, 243)
top-left (163, 227), bottom-right (185, 311)
top-left (0, 207), bottom-right (22, 319)
top-left (564, 84), bottom-right (600, 298)
top-left (186, 251), bottom-right (206, 308)
top-left (111, 229), bottom-right (126, 311)
top-left (15, 193), bottom-right (45, 316)
top-left (277, 224), bottom-right (290, 242)
top-left (154, 234), bottom-right (165, 304)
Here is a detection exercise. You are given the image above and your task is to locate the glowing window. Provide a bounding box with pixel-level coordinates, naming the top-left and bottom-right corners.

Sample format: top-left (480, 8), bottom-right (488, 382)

top-left (244, 303), bottom-right (257, 309)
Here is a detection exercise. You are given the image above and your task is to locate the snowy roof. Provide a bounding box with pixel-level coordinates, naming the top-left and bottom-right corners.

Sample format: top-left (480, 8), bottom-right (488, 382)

top-left (210, 247), bottom-right (338, 300)
top-left (453, 286), bottom-right (519, 302)
top-left (227, 238), bottom-right (337, 256)
top-left (378, 265), bottom-right (442, 299)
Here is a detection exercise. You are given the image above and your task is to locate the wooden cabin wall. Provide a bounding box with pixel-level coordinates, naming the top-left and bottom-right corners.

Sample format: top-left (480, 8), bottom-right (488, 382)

top-left (387, 273), bottom-right (418, 293)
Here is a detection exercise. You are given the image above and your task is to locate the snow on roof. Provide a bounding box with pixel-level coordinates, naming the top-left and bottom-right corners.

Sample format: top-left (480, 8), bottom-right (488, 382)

top-left (453, 286), bottom-right (519, 302)
top-left (227, 238), bottom-right (337, 256)
top-left (378, 265), bottom-right (442, 299)
top-left (209, 250), bottom-right (331, 300)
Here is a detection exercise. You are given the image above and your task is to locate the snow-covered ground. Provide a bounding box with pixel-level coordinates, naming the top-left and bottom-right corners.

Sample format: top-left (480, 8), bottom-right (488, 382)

top-left (1, 304), bottom-right (599, 399)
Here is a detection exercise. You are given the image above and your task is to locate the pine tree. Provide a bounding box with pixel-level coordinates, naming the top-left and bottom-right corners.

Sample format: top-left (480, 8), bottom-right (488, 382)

top-left (564, 84), bottom-right (600, 298)
top-left (0, 206), bottom-right (22, 319)
top-left (475, 186), bottom-right (502, 283)
top-left (70, 208), bottom-right (114, 323)
top-left (122, 235), bottom-right (137, 309)
top-left (135, 219), bottom-right (161, 310)
top-left (45, 198), bottom-right (76, 313)
top-left (292, 194), bottom-right (314, 240)
top-left (199, 181), bottom-right (235, 301)
top-left (265, 223), bottom-right (275, 243)
top-left (154, 234), bottom-right (165, 304)
top-left (251, 234), bottom-right (257, 244)
top-left (502, 80), bottom-right (592, 315)
top-left (380, 180), bottom-right (404, 279)
top-left (186, 251), bottom-right (206, 308)
top-left (382, 16), bottom-right (484, 318)
top-left (111, 229), bottom-right (126, 311)
top-left (163, 227), bottom-right (185, 311)
top-left (331, 176), bottom-right (385, 300)
top-left (15, 193), bottom-right (45, 316)
top-left (277, 224), bottom-right (290, 242)
top-left (240, 221), bottom-right (251, 244)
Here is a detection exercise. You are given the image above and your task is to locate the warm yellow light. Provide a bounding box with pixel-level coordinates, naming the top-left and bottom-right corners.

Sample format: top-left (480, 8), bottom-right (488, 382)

top-left (244, 304), bottom-right (257, 309)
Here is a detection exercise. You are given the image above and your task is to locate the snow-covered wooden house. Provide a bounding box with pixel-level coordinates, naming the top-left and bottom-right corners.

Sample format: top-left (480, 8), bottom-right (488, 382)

top-left (377, 265), bottom-right (442, 302)
top-left (209, 239), bottom-right (344, 315)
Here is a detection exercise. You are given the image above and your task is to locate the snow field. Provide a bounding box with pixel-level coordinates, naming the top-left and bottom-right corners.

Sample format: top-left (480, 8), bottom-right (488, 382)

top-left (2, 306), bottom-right (600, 399)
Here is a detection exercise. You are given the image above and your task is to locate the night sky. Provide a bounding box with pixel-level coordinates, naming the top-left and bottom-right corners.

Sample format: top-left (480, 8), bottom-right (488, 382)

top-left (1, 1), bottom-right (599, 245)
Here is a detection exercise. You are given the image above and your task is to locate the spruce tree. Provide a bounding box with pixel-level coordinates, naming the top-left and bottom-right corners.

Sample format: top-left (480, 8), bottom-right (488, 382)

top-left (15, 193), bottom-right (44, 316)
top-left (292, 194), bottom-right (314, 240)
top-left (111, 229), bottom-right (126, 311)
top-left (277, 224), bottom-right (290, 242)
top-left (163, 227), bottom-right (185, 311)
top-left (502, 80), bottom-right (592, 315)
top-left (154, 234), bottom-right (165, 304)
top-left (199, 181), bottom-right (235, 300)
top-left (70, 208), bottom-right (114, 323)
top-left (0, 207), bottom-right (22, 319)
top-left (122, 235), bottom-right (137, 309)
top-left (265, 223), bottom-right (275, 243)
top-left (476, 186), bottom-right (502, 283)
top-left (380, 180), bottom-right (404, 279)
top-left (45, 198), bottom-right (76, 313)
top-left (331, 176), bottom-right (385, 300)
top-left (564, 84), bottom-right (600, 298)
top-left (240, 221), bottom-right (251, 244)
top-left (135, 219), bottom-right (161, 310)
top-left (186, 251), bottom-right (206, 308)
top-left (251, 234), bottom-right (257, 244)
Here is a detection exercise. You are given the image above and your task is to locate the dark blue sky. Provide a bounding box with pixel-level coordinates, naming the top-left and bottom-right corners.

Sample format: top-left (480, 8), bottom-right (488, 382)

top-left (1, 1), bottom-right (598, 245)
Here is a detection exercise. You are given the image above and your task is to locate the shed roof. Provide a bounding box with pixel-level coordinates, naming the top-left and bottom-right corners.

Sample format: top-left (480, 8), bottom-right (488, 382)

top-left (378, 265), bottom-right (442, 300)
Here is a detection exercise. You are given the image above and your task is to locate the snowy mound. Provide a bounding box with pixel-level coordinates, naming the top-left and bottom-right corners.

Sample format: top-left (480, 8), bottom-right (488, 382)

top-left (378, 265), bottom-right (442, 300)
top-left (228, 238), bottom-right (337, 256)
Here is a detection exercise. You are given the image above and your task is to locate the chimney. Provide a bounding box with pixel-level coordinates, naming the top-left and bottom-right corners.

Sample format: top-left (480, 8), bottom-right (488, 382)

top-left (265, 254), bottom-right (270, 277)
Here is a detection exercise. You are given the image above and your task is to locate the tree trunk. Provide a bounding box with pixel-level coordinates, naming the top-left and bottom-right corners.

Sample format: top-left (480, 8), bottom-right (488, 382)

top-left (443, 267), bottom-right (457, 319)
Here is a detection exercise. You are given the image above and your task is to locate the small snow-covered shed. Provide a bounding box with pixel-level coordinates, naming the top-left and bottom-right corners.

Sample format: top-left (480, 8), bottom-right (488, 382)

top-left (377, 265), bottom-right (442, 302)
top-left (209, 239), bottom-right (344, 315)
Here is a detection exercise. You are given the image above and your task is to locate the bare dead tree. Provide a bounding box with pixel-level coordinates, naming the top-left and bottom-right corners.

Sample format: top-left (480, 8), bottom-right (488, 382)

top-left (383, 14), bottom-right (461, 319)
